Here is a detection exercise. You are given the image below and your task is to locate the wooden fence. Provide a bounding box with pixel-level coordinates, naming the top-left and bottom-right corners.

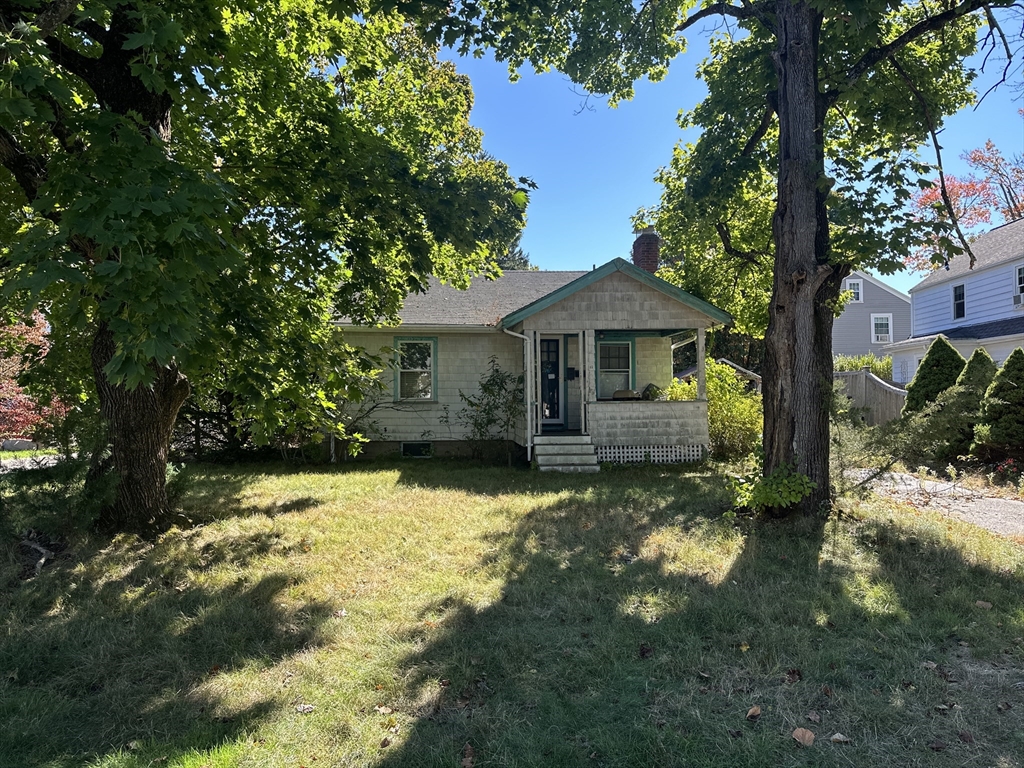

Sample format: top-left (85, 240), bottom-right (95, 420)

top-left (834, 367), bottom-right (906, 426)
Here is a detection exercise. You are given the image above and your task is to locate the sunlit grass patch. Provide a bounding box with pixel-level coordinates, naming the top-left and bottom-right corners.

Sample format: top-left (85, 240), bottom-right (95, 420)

top-left (1, 460), bottom-right (1021, 767)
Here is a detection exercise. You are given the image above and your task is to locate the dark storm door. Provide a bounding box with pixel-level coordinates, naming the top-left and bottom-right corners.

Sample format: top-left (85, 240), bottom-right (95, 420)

top-left (540, 338), bottom-right (562, 425)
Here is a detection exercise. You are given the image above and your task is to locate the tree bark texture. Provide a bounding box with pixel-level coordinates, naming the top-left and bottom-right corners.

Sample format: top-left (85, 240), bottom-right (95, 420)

top-left (763, 0), bottom-right (848, 516)
top-left (91, 324), bottom-right (190, 530)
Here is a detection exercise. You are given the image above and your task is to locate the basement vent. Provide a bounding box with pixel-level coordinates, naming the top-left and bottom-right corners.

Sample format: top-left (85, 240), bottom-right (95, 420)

top-left (597, 445), bottom-right (704, 464)
top-left (401, 441), bottom-right (433, 458)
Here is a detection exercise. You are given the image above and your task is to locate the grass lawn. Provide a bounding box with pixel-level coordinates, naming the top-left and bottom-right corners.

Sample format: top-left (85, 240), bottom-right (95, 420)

top-left (1, 460), bottom-right (1022, 767)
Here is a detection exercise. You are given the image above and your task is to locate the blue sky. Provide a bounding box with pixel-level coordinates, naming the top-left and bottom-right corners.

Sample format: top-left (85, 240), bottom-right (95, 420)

top-left (446, 31), bottom-right (1023, 295)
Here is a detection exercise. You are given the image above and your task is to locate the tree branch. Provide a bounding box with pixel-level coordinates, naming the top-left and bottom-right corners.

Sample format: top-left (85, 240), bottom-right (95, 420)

top-left (888, 55), bottom-right (976, 268)
top-left (715, 221), bottom-right (768, 265)
top-left (0, 125), bottom-right (46, 201)
top-left (741, 103), bottom-right (775, 156)
top-left (42, 33), bottom-right (101, 86)
top-left (845, 0), bottom-right (1006, 89)
top-left (676, 2), bottom-right (757, 32)
top-left (32, 0), bottom-right (80, 37)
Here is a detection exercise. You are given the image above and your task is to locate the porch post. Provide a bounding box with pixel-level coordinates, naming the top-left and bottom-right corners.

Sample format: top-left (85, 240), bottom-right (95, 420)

top-left (578, 330), bottom-right (586, 434)
top-left (534, 330), bottom-right (542, 435)
top-left (523, 333), bottom-right (533, 458)
top-left (696, 325), bottom-right (707, 400)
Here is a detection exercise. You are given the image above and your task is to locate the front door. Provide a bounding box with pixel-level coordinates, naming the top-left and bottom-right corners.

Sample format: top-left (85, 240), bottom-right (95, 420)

top-left (540, 337), bottom-right (562, 425)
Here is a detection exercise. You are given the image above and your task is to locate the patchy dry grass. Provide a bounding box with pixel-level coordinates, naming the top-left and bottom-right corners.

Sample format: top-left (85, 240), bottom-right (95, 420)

top-left (1, 460), bottom-right (1022, 768)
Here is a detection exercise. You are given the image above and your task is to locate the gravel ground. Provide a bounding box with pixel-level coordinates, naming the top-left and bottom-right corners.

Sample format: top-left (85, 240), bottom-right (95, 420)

top-left (853, 470), bottom-right (1024, 538)
top-left (0, 455), bottom-right (63, 473)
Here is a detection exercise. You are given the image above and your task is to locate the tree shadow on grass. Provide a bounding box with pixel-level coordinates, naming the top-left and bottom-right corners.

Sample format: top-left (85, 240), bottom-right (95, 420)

top-left (371, 467), bottom-right (1024, 767)
top-left (0, 521), bottom-right (334, 768)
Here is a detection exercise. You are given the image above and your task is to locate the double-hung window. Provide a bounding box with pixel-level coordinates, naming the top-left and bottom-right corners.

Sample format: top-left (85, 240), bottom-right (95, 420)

top-left (846, 279), bottom-right (862, 302)
top-left (395, 338), bottom-right (436, 400)
top-left (1017, 265), bottom-right (1024, 295)
top-left (953, 284), bottom-right (966, 320)
top-left (870, 313), bottom-right (892, 344)
top-left (597, 342), bottom-right (632, 399)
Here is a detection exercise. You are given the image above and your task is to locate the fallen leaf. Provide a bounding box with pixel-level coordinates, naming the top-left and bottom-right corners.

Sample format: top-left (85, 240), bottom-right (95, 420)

top-left (806, 711), bottom-right (821, 723)
top-left (821, 685), bottom-right (833, 698)
top-left (975, 600), bottom-right (992, 610)
top-left (792, 727), bottom-right (815, 747)
top-left (374, 705), bottom-right (393, 715)
top-left (785, 668), bottom-right (803, 684)
top-left (461, 743), bottom-right (475, 768)
top-left (928, 739), bottom-right (947, 752)
top-left (728, 729), bottom-right (743, 738)
top-left (333, 609), bottom-right (347, 618)
top-left (958, 731), bottom-right (974, 744)
top-left (996, 701), bottom-right (1013, 712)
top-left (295, 704), bottom-right (315, 714)
top-left (739, 642), bottom-right (750, 653)
top-left (830, 733), bottom-right (852, 744)
top-left (922, 660), bottom-right (938, 670)
top-left (697, 670), bottom-right (711, 679)
top-left (934, 704), bottom-right (949, 713)
top-left (746, 705), bottom-right (761, 721)
top-left (639, 643), bottom-right (654, 660)
top-left (379, 738), bottom-right (390, 749)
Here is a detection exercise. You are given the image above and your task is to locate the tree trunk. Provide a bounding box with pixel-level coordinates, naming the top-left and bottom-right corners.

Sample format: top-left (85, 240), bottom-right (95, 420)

top-left (763, 1), bottom-right (848, 517)
top-left (90, 324), bottom-right (190, 530)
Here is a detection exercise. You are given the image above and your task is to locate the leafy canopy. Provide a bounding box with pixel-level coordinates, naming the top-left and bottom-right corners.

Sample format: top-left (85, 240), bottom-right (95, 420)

top-left (1, 1), bottom-right (528, 436)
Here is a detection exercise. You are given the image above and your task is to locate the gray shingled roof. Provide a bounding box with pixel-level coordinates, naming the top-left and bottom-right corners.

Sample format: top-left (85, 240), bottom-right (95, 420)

top-left (912, 315), bottom-right (1024, 341)
top-left (911, 218), bottom-right (1024, 293)
top-left (396, 270), bottom-right (587, 326)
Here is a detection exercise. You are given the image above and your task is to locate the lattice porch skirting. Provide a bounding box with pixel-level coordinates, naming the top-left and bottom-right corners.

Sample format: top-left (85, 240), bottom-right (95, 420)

top-left (596, 444), bottom-right (705, 464)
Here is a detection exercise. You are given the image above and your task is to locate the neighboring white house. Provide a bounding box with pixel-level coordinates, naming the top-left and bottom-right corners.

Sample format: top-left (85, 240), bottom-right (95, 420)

top-left (832, 270), bottom-right (912, 356)
top-left (337, 230), bottom-right (733, 471)
top-left (884, 218), bottom-right (1024, 384)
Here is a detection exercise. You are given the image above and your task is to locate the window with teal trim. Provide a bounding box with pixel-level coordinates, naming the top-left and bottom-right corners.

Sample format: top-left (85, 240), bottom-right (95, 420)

top-left (598, 342), bottom-right (631, 399)
top-left (396, 339), bottom-right (435, 400)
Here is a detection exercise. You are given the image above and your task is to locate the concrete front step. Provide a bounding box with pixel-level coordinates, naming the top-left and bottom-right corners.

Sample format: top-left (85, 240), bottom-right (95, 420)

top-left (534, 434), bottom-right (593, 445)
top-left (534, 443), bottom-right (599, 456)
top-left (536, 453), bottom-right (598, 466)
top-left (539, 464), bottom-right (600, 473)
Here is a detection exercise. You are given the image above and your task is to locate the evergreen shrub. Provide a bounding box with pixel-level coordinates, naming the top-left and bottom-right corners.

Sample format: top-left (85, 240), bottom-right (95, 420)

top-left (902, 337), bottom-right (965, 415)
top-left (974, 348), bottom-right (1024, 460)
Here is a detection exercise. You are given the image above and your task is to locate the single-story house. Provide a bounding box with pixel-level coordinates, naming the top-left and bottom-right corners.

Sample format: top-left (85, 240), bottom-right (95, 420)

top-left (338, 229), bottom-right (733, 471)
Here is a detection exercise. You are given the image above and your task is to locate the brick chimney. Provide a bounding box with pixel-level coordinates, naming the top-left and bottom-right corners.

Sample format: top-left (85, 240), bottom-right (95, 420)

top-left (632, 226), bottom-right (660, 273)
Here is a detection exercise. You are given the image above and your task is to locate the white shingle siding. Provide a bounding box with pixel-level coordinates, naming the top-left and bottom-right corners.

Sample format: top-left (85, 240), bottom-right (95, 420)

top-left (343, 331), bottom-right (526, 444)
top-left (587, 401), bottom-right (709, 446)
top-left (520, 272), bottom-right (710, 331)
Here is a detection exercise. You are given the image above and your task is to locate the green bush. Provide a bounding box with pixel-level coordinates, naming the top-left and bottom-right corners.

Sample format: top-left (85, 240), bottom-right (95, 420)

top-left (730, 450), bottom-right (817, 517)
top-left (902, 336), bottom-right (966, 415)
top-left (834, 353), bottom-right (893, 381)
top-left (974, 347), bottom-right (1024, 460)
top-left (664, 359), bottom-right (762, 458)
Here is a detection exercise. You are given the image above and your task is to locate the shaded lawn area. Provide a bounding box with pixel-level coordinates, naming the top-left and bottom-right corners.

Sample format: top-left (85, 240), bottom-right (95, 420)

top-left (1, 460), bottom-right (1022, 768)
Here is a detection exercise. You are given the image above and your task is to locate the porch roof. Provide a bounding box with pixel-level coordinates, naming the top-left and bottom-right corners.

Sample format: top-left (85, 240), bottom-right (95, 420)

top-left (499, 258), bottom-right (733, 329)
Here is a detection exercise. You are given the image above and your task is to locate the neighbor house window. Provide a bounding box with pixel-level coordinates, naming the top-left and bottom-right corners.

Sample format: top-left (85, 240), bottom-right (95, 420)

top-left (395, 337), bottom-right (436, 400)
top-left (870, 313), bottom-right (892, 344)
top-left (953, 284), bottom-right (965, 320)
top-left (846, 279), bottom-right (863, 302)
top-left (1017, 265), bottom-right (1024, 295)
top-left (597, 342), bottom-right (632, 399)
